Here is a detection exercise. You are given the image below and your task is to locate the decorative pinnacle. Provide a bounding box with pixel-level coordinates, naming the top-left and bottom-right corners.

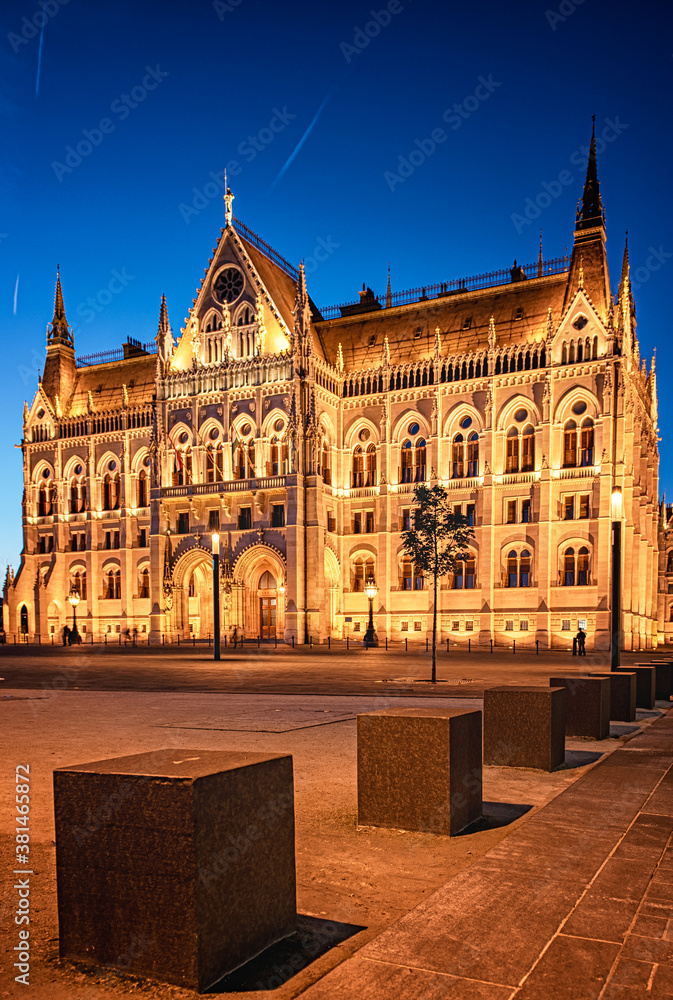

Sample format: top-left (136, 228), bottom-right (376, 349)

top-left (224, 169), bottom-right (234, 226)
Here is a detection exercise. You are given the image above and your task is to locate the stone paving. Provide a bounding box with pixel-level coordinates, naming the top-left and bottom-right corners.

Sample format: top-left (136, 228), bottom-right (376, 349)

top-left (302, 708), bottom-right (673, 999)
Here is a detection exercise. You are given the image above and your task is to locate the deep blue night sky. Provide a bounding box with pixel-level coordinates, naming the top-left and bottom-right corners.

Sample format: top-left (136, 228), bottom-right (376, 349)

top-left (1, 0), bottom-right (672, 569)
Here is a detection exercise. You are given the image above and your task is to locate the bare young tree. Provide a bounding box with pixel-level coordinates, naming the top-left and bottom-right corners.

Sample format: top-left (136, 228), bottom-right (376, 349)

top-left (401, 484), bottom-right (474, 683)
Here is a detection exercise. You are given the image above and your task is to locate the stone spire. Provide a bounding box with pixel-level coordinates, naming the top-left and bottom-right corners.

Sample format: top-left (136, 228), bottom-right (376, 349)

top-left (537, 231), bottom-right (543, 277)
top-left (155, 293), bottom-right (174, 372)
top-left (576, 116), bottom-right (604, 231)
top-left (47, 267), bottom-right (73, 347)
top-left (385, 265), bottom-right (392, 308)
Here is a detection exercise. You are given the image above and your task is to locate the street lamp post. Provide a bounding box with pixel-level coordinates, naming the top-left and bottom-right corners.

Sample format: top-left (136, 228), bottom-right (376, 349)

top-left (212, 533), bottom-right (220, 661)
top-left (68, 588), bottom-right (81, 645)
top-left (611, 487), bottom-right (622, 671)
top-left (363, 576), bottom-right (379, 648)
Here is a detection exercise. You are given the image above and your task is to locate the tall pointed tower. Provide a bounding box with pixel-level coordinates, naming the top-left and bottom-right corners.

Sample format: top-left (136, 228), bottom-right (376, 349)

top-left (42, 268), bottom-right (76, 407)
top-left (563, 118), bottom-right (611, 317)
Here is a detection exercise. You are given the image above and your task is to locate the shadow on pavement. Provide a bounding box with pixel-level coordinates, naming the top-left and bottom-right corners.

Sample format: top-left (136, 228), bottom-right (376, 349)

top-left (557, 749), bottom-right (604, 769)
top-left (462, 801), bottom-right (533, 834)
top-left (209, 914), bottom-right (366, 993)
top-left (610, 724), bottom-right (640, 737)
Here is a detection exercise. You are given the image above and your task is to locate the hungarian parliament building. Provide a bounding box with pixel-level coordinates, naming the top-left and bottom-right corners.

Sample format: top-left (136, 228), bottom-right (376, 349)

top-left (5, 126), bottom-right (672, 648)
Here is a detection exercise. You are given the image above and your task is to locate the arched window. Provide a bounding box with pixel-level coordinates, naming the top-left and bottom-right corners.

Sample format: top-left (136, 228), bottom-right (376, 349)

top-left (504, 549), bottom-right (531, 588)
top-left (577, 340), bottom-right (583, 362)
top-left (522, 426), bottom-right (535, 472)
top-left (580, 418), bottom-right (594, 467)
top-left (568, 341), bottom-right (575, 363)
top-left (71, 570), bottom-right (87, 600)
top-left (172, 443), bottom-right (192, 487)
top-left (234, 441), bottom-right (255, 480)
top-left (415, 439), bottom-right (426, 482)
top-left (561, 343), bottom-right (568, 365)
top-left (467, 432), bottom-right (479, 476)
top-left (38, 479), bottom-right (55, 517)
top-left (400, 555), bottom-right (424, 590)
top-left (563, 547), bottom-right (575, 586)
top-left (321, 442), bottom-right (331, 485)
top-left (452, 554), bottom-right (476, 589)
top-left (188, 574), bottom-right (196, 598)
top-left (452, 434), bottom-right (464, 479)
top-left (563, 421), bottom-right (577, 468)
top-left (667, 551), bottom-right (673, 573)
top-left (103, 472), bottom-right (120, 510)
top-left (268, 436), bottom-right (288, 476)
top-left (561, 546), bottom-right (591, 586)
top-left (138, 567), bottom-right (150, 599)
top-left (577, 546), bottom-right (590, 585)
top-left (246, 441), bottom-right (255, 479)
top-left (352, 556), bottom-right (375, 592)
top-left (401, 441), bottom-right (414, 483)
top-left (506, 550), bottom-right (518, 588)
top-left (70, 472), bottom-right (86, 513)
top-left (206, 445), bottom-right (224, 484)
top-left (259, 571), bottom-right (276, 589)
top-left (137, 469), bottom-right (148, 507)
top-left (104, 568), bottom-right (121, 599)
top-left (366, 444), bottom-right (377, 487)
top-left (520, 549), bottom-right (531, 587)
top-left (506, 427), bottom-right (519, 474)
top-left (352, 446), bottom-right (364, 488)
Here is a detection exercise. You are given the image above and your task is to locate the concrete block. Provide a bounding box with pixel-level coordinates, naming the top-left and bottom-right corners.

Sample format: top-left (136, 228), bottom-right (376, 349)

top-left (549, 676), bottom-right (610, 740)
top-left (357, 708), bottom-right (482, 835)
top-left (589, 671), bottom-right (637, 722)
top-left (54, 749), bottom-right (296, 992)
top-left (483, 686), bottom-right (565, 771)
top-left (616, 665), bottom-right (656, 709)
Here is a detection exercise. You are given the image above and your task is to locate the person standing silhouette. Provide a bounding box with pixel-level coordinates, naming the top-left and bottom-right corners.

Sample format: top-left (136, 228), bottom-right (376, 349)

top-left (576, 627), bottom-right (587, 656)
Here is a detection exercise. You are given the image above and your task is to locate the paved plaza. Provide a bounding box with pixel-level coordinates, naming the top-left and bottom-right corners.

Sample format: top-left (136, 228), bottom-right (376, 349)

top-left (1, 647), bottom-right (672, 998)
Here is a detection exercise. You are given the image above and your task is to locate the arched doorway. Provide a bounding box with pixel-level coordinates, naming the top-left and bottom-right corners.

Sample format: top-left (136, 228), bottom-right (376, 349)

top-left (232, 544), bottom-right (286, 640)
top-left (19, 605), bottom-right (29, 635)
top-left (324, 548), bottom-right (341, 637)
top-left (258, 570), bottom-right (277, 639)
top-left (171, 548), bottom-right (216, 639)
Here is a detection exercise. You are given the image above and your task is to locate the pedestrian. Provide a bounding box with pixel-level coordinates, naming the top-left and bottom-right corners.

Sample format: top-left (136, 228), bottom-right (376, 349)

top-left (576, 627), bottom-right (587, 656)
top-left (232, 626), bottom-right (238, 648)
top-left (62, 625), bottom-right (70, 646)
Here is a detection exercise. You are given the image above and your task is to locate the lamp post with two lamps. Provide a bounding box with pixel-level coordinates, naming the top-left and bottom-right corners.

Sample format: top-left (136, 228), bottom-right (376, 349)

top-left (363, 576), bottom-right (379, 648)
top-left (611, 486), bottom-right (622, 671)
top-left (212, 533), bottom-right (220, 661)
top-left (68, 588), bottom-right (81, 645)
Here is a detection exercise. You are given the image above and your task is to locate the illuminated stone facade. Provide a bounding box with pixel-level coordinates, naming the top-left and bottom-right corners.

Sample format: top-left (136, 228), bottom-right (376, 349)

top-left (5, 132), bottom-right (667, 648)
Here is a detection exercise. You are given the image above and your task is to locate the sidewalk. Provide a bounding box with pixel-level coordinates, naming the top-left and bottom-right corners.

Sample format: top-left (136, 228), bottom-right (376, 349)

top-left (302, 710), bottom-right (673, 999)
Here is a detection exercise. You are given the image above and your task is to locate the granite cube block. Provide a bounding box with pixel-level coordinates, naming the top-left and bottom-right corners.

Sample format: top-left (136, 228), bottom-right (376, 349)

top-left (633, 662), bottom-right (673, 702)
top-left (616, 665), bottom-right (656, 709)
top-left (357, 708), bottom-right (482, 835)
top-left (54, 749), bottom-right (296, 992)
top-left (483, 686), bottom-right (565, 771)
top-left (549, 676), bottom-right (610, 739)
top-left (589, 671), bottom-right (637, 721)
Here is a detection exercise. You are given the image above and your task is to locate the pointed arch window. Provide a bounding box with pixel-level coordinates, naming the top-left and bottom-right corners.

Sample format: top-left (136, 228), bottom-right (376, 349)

top-left (400, 555), bottom-right (424, 590)
top-left (467, 432), bottom-right (479, 477)
top-left (69, 471), bottom-right (86, 514)
top-left (414, 439), bottom-right (426, 482)
top-left (563, 420), bottom-right (578, 468)
top-left (452, 434), bottom-right (464, 479)
top-left (506, 427), bottom-right (519, 474)
top-left (71, 570), bottom-right (87, 600)
top-left (365, 444), bottom-right (377, 487)
top-left (563, 547), bottom-right (575, 585)
top-left (352, 446), bottom-right (364, 488)
top-left (504, 549), bottom-right (531, 588)
top-left (103, 568), bottom-right (121, 600)
top-left (522, 425), bottom-right (535, 472)
top-left (401, 441), bottom-right (414, 483)
top-left (580, 418), bottom-right (594, 466)
top-left (268, 437), bottom-right (288, 477)
top-left (137, 469), bottom-right (148, 507)
top-left (667, 551), bottom-right (673, 574)
top-left (320, 441), bottom-right (331, 485)
top-left (451, 553), bottom-right (476, 589)
top-left (138, 567), bottom-right (150, 599)
top-left (103, 471), bottom-right (120, 510)
top-left (352, 556), bottom-right (375, 592)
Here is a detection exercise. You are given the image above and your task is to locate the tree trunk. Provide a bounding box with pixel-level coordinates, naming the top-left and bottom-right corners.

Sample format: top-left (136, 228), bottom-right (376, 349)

top-left (432, 571), bottom-right (437, 683)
